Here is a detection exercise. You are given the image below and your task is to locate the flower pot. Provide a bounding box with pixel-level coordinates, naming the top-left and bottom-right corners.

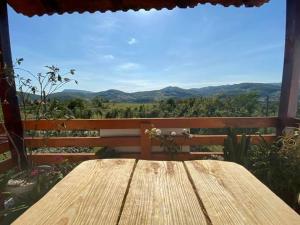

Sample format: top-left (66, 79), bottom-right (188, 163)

top-left (5, 178), bottom-right (37, 198)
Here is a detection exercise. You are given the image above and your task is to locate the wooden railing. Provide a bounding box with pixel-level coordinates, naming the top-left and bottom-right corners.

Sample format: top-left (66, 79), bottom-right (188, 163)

top-left (0, 117), bottom-right (282, 172)
top-left (0, 137), bottom-right (13, 173)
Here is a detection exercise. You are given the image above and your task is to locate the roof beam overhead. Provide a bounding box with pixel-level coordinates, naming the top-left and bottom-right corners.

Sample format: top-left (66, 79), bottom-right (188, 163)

top-left (278, 0), bottom-right (300, 132)
top-left (7, 0), bottom-right (270, 17)
top-left (0, 1), bottom-right (28, 168)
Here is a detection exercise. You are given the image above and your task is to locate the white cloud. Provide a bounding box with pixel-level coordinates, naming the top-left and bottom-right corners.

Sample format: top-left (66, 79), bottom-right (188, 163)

top-left (117, 62), bottom-right (140, 71)
top-left (103, 54), bottom-right (115, 60)
top-left (94, 17), bottom-right (120, 30)
top-left (128, 38), bottom-right (137, 45)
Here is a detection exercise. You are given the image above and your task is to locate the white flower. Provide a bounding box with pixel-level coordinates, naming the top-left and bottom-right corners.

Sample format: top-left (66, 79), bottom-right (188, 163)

top-left (144, 129), bottom-right (149, 134)
top-left (156, 129), bottom-right (162, 136)
top-left (182, 128), bottom-right (190, 135)
top-left (171, 131), bottom-right (177, 136)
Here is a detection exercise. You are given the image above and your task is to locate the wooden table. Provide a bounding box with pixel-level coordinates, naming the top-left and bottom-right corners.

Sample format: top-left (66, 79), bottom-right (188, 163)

top-left (12, 159), bottom-right (300, 225)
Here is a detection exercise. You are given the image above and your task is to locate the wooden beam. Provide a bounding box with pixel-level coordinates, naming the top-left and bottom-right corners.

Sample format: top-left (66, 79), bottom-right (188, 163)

top-left (23, 117), bottom-right (279, 131)
top-left (0, 123), bottom-right (4, 134)
top-left (140, 123), bottom-right (152, 159)
top-left (30, 152), bottom-right (224, 164)
top-left (0, 1), bottom-right (27, 168)
top-left (121, 152), bottom-right (224, 161)
top-left (0, 158), bottom-right (15, 173)
top-left (24, 134), bottom-right (275, 148)
top-left (286, 117), bottom-right (300, 127)
top-left (30, 153), bottom-right (96, 164)
top-left (0, 141), bottom-right (9, 154)
top-left (25, 136), bottom-right (140, 148)
top-left (278, 0), bottom-right (300, 133)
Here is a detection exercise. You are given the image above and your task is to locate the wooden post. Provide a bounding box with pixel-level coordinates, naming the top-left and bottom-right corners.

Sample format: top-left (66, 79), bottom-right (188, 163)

top-left (140, 123), bottom-right (152, 160)
top-left (278, 0), bottom-right (300, 133)
top-left (0, 1), bottom-right (27, 168)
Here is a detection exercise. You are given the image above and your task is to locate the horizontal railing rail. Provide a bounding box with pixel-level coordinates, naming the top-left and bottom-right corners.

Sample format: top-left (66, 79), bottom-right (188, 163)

top-left (0, 141), bottom-right (13, 173)
top-left (30, 152), bottom-right (225, 164)
top-left (23, 117), bottom-right (279, 130)
top-left (24, 134), bottom-right (276, 148)
top-left (0, 116), bottom-right (284, 170)
top-left (21, 117), bottom-right (279, 163)
top-left (287, 117), bottom-right (300, 126)
top-left (0, 141), bottom-right (9, 154)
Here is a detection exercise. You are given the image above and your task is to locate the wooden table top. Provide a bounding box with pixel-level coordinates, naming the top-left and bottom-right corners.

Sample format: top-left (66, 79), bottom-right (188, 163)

top-left (13, 159), bottom-right (300, 225)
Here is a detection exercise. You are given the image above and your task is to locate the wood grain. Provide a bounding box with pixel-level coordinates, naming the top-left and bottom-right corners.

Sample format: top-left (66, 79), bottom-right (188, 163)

top-left (30, 153), bottom-right (96, 164)
top-left (0, 2), bottom-right (27, 168)
top-left (29, 152), bottom-right (224, 165)
top-left (12, 159), bottom-right (135, 225)
top-left (24, 134), bottom-right (275, 149)
top-left (23, 117), bottom-right (278, 131)
top-left (278, 0), bottom-right (300, 133)
top-left (140, 123), bottom-right (152, 159)
top-left (185, 160), bottom-right (300, 225)
top-left (25, 136), bottom-right (140, 148)
top-left (0, 141), bottom-right (9, 154)
top-left (118, 160), bottom-right (208, 225)
top-left (0, 158), bottom-right (15, 173)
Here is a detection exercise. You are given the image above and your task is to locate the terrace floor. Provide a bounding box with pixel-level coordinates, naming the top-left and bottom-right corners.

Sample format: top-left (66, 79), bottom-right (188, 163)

top-left (12, 159), bottom-right (300, 225)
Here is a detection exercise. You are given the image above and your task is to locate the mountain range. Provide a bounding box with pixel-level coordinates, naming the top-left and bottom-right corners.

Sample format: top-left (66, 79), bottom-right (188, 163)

top-left (48, 83), bottom-right (281, 103)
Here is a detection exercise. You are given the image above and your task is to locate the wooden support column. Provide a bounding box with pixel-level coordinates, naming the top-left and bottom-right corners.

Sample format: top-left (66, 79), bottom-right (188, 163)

top-left (278, 0), bottom-right (300, 133)
top-left (140, 123), bottom-right (152, 160)
top-left (0, 1), bottom-right (27, 168)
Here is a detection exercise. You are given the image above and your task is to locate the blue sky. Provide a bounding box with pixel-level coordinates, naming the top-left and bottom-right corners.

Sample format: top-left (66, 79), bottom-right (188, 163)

top-left (8, 1), bottom-right (285, 92)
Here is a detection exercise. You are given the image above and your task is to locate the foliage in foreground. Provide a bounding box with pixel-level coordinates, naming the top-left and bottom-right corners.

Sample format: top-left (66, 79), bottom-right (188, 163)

top-left (223, 129), bottom-right (300, 212)
top-left (0, 161), bottom-right (77, 224)
top-left (223, 128), bottom-right (251, 166)
top-left (250, 130), bottom-right (300, 212)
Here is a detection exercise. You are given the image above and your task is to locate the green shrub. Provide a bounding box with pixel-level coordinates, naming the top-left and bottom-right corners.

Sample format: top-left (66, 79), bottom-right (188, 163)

top-left (223, 129), bottom-right (251, 166)
top-left (95, 147), bottom-right (119, 159)
top-left (250, 130), bottom-right (300, 212)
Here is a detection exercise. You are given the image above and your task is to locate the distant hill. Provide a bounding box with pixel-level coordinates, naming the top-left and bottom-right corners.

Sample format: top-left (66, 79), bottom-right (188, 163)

top-left (46, 83), bottom-right (281, 103)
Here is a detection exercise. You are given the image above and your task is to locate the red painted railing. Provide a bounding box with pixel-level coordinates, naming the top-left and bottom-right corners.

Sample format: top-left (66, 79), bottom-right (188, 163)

top-left (0, 117), bottom-right (285, 172)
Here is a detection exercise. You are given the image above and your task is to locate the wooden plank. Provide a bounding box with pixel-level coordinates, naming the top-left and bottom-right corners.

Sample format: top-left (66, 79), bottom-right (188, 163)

top-left (0, 1), bottom-right (27, 168)
top-left (278, 0), bottom-right (300, 133)
top-left (118, 152), bottom-right (224, 161)
top-left (31, 153), bottom-right (96, 164)
top-left (140, 123), bottom-right (152, 159)
top-left (287, 117), bottom-right (300, 127)
top-left (118, 160), bottom-right (208, 225)
top-left (0, 141), bottom-right (9, 154)
top-left (185, 160), bottom-right (300, 225)
top-left (0, 123), bottom-right (4, 134)
top-left (30, 152), bottom-right (224, 164)
top-left (25, 136), bottom-right (140, 148)
top-left (23, 117), bottom-right (279, 130)
top-left (12, 159), bottom-right (136, 225)
top-left (24, 134), bottom-right (275, 148)
top-left (153, 134), bottom-right (275, 145)
top-left (0, 158), bottom-right (15, 173)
